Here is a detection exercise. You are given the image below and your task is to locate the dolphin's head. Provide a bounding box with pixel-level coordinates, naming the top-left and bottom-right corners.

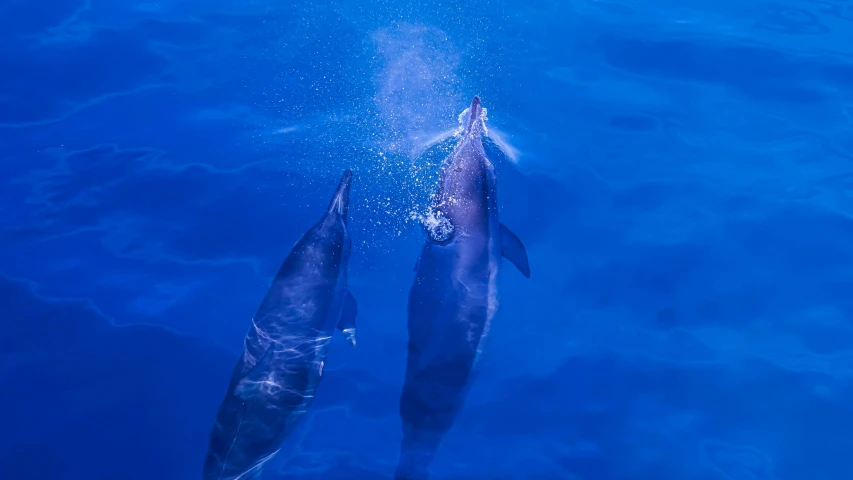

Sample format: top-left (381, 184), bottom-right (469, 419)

top-left (425, 97), bottom-right (495, 243)
top-left (291, 169), bottom-right (353, 272)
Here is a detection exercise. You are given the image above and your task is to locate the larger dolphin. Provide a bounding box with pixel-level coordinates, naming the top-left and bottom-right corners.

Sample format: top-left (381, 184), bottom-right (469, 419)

top-left (203, 170), bottom-right (359, 480)
top-left (395, 97), bottom-right (531, 480)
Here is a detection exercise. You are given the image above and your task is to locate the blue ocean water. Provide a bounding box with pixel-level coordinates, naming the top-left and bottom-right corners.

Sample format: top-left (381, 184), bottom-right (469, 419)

top-left (2, 0), bottom-right (852, 478)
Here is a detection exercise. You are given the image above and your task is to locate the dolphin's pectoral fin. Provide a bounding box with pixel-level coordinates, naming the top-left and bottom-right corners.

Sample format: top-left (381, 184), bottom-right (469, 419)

top-left (500, 223), bottom-right (531, 278)
top-left (337, 291), bottom-right (358, 347)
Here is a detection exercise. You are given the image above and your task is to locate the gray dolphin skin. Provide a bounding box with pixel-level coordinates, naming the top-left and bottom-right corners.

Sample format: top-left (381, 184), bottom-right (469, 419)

top-left (395, 97), bottom-right (531, 480)
top-left (203, 169), bottom-right (358, 480)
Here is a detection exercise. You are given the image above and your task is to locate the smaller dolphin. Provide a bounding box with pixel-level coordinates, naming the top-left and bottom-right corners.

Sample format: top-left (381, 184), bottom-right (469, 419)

top-left (203, 170), bottom-right (358, 480)
top-left (395, 97), bottom-right (530, 480)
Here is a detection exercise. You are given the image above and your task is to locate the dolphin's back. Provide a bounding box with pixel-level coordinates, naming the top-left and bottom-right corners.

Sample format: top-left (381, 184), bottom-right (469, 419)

top-left (237, 225), bottom-right (346, 377)
top-left (397, 234), bottom-right (493, 480)
top-left (204, 217), bottom-right (350, 480)
top-left (396, 99), bottom-right (530, 480)
top-left (396, 129), bottom-right (499, 480)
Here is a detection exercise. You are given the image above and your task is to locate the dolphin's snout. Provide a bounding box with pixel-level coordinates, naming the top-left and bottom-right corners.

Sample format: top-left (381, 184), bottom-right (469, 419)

top-left (327, 169), bottom-right (352, 222)
top-left (470, 95), bottom-right (481, 112)
top-left (465, 96), bottom-right (483, 134)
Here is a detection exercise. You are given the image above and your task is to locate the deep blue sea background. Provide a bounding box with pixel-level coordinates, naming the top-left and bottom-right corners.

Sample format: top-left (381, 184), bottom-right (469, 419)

top-left (2, 0), bottom-right (853, 479)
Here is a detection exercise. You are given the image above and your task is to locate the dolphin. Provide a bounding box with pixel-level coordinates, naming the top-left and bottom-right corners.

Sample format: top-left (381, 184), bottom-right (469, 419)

top-left (395, 97), bottom-right (530, 480)
top-left (203, 169), bottom-right (359, 480)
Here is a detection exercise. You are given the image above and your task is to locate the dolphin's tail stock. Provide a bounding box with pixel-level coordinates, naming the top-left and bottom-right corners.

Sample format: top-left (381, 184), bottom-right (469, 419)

top-left (394, 457), bottom-right (430, 480)
top-left (393, 426), bottom-right (443, 480)
top-left (394, 447), bottom-right (435, 480)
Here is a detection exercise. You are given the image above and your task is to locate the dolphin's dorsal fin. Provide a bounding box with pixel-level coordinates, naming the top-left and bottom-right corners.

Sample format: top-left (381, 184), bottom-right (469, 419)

top-left (337, 291), bottom-right (358, 347)
top-left (500, 223), bottom-right (530, 278)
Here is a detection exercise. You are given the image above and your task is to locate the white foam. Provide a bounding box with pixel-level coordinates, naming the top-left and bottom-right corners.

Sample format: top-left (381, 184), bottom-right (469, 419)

top-left (458, 105), bottom-right (489, 136)
top-left (486, 126), bottom-right (521, 163)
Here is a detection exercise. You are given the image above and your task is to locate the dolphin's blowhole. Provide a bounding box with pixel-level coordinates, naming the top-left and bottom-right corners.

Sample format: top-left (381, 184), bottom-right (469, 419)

top-left (423, 209), bottom-right (455, 244)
